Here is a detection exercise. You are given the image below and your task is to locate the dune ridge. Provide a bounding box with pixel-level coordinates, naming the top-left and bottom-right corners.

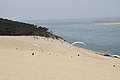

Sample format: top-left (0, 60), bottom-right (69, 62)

top-left (0, 36), bottom-right (120, 80)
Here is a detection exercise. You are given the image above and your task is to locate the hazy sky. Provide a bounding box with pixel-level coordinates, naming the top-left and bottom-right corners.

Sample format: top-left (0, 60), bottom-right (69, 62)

top-left (0, 0), bottom-right (120, 20)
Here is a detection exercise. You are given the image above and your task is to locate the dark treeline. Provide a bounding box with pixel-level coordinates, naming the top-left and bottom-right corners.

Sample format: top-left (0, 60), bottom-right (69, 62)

top-left (0, 18), bottom-right (64, 40)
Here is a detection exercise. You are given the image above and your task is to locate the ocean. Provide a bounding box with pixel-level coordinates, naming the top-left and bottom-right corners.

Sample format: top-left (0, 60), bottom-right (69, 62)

top-left (29, 18), bottom-right (120, 55)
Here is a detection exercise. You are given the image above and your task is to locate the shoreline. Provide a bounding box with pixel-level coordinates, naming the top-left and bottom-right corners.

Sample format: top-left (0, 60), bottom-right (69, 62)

top-left (75, 46), bottom-right (120, 59)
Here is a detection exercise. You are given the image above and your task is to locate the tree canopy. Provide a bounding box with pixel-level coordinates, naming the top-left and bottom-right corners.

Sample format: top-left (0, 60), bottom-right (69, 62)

top-left (0, 18), bottom-right (64, 40)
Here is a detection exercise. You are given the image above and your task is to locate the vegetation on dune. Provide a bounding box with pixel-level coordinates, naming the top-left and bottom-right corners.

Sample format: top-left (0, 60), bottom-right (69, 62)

top-left (0, 18), bottom-right (64, 40)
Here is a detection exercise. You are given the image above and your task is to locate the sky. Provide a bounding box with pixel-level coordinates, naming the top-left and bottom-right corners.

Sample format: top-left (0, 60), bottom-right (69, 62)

top-left (0, 0), bottom-right (120, 21)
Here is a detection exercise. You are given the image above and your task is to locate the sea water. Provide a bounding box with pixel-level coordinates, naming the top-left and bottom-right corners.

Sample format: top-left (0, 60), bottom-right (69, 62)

top-left (32, 19), bottom-right (120, 55)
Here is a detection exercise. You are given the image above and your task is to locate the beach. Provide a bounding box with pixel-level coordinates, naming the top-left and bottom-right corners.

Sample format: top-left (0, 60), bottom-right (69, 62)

top-left (0, 36), bottom-right (120, 80)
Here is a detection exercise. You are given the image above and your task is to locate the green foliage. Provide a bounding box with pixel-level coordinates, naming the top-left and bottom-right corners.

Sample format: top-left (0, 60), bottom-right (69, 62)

top-left (0, 18), bottom-right (64, 40)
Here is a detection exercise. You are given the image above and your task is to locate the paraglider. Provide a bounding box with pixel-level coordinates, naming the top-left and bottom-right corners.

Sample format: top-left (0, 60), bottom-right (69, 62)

top-left (32, 43), bottom-right (43, 52)
top-left (32, 44), bottom-right (40, 47)
top-left (71, 41), bottom-right (86, 46)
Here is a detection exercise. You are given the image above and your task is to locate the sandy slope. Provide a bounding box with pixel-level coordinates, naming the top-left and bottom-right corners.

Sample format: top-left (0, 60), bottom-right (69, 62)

top-left (0, 36), bottom-right (120, 80)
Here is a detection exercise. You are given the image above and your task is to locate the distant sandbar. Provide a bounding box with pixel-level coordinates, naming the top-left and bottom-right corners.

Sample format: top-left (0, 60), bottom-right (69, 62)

top-left (95, 22), bottom-right (120, 26)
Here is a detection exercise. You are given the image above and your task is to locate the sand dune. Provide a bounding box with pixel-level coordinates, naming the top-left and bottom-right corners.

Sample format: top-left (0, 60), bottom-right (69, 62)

top-left (0, 36), bottom-right (120, 80)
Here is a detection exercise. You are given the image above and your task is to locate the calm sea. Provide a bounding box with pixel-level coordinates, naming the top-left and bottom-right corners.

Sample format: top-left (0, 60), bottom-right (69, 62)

top-left (30, 18), bottom-right (120, 55)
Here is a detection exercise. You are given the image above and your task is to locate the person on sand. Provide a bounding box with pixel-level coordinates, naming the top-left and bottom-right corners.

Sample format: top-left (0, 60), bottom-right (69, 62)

top-left (113, 65), bottom-right (115, 67)
top-left (32, 53), bottom-right (34, 55)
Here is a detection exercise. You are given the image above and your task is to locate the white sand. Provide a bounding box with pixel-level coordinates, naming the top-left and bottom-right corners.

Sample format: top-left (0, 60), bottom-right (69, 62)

top-left (0, 36), bottom-right (120, 80)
